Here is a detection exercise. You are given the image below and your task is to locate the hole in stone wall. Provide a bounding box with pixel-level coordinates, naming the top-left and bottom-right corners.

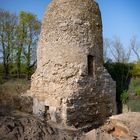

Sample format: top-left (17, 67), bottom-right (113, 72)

top-left (44, 106), bottom-right (51, 121)
top-left (88, 55), bottom-right (96, 78)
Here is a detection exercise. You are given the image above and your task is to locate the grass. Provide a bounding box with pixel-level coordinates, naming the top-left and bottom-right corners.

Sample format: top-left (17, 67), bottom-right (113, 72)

top-left (0, 79), bottom-right (30, 95)
top-left (0, 79), bottom-right (31, 115)
top-left (126, 78), bottom-right (140, 112)
top-left (129, 78), bottom-right (140, 96)
top-left (128, 98), bottom-right (140, 112)
top-left (135, 87), bottom-right (140, 96)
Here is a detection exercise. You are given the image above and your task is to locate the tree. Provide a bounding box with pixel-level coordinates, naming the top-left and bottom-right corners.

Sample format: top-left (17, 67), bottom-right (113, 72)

top-left (0, 9), bottom-right (17, 78)
top-left (130, 36), bottom-right (140, 60)
top-left (105, 37), bottom-right (133, 63)
top-left (111, 37), bottom-right (126, 62)
top-left (22, 12), bottom-right (41, 79)
top-left (103, 38), bottom-right (111, 62)
top-left (104, 62), bottom-right (133, 113)
top-left (16, 11), bottom-right (41, 78)
top-left (16, 12), bottom-right (27, 78)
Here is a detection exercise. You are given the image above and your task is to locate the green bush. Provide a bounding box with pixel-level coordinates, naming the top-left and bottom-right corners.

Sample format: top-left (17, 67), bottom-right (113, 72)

top-left (128, 98), bottom-right (140, 112)
top-left (0, 78), bottom-right (2, 84)
top-left (129, 78), bottom-right (140, 96)
top-left (104, 62), bottom-right (133, 103)
top-left (131, 60), bottom-right (140, 77)
top-left (0, 76), bottom-right (4, 84)
top-left (131, 78), bottom-right (140, 87)
top-left (104, 62), bottom-right (134, 113)
top-left (135, 87), bottom-right (140, 96)
top-left (121, 90), bottom-right (129, 104)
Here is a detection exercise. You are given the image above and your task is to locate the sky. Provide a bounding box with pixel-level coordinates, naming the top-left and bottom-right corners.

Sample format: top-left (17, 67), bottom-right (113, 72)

top-left (0, 0), bottom-right (140, 60)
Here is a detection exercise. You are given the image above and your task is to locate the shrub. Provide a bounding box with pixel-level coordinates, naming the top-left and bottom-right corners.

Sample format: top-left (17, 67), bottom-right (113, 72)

top-left (135, 87), bottom-right (140, 96)
top-left (131, 60), bottom-right (140, 77)
top-left (0, 76), bottom-right (4, 84)
top-left (129, 78), bottom-right (140, 96)
top-left (121, 90), bottom-right (129, 104)
top-left (104, 62), bottom-right (133, 103)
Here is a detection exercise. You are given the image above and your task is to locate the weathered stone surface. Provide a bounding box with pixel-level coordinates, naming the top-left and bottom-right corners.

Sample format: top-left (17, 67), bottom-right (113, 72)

top-left (29, 0), bottom-right (116, 129)
top-left (0, 115), bottom-right (51, 140)
top-left (0, 113), bottom-right (78, 140)
top-left (80, 112), bottom-right (140, 140)
top-left (1, 112), bottom-right (140, 140)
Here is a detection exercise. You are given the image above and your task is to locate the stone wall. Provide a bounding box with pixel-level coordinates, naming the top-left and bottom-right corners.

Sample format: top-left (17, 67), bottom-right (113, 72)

top-left (65, 67), bottom-right (116, 128)
top-left (30, 0), bottom-right (116, 129)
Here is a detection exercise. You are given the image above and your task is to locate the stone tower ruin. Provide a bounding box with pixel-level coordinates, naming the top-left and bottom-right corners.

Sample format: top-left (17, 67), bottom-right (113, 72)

top-left (30, 0), bottom-right (116, 129)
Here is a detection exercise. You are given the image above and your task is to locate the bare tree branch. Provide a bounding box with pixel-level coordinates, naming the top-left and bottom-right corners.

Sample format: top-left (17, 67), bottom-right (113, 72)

top-left (131, 36), bottom-right (140, 60)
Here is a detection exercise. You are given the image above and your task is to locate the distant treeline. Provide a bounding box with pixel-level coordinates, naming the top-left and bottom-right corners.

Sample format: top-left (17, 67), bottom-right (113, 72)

top-left (0, 9), bottom-right (41, 79)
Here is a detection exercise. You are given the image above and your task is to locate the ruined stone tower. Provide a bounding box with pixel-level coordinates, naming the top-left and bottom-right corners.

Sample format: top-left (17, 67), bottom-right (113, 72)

top-left (30, 0), bottom-right (116, 129)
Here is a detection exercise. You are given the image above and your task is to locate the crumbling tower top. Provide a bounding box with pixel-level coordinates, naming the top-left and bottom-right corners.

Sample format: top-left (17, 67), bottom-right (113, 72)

top-left (37, 0), bottom-right (103, 68)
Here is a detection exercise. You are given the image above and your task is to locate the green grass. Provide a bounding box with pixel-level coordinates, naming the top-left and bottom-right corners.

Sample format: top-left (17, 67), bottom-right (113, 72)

top-left (133, 79), bottom-right (140, 87)
top-left (135, 87), bottom-right (140, 96)
top-left (128, 98), bottom-right (140, 112)
top-left (129, 78), bottom-right (140, 96)
top-left (125, 78), bottom-right (140, 112)
top-left (0, 79), bottom-right (30, 95)
top-left (0, 76), bottom-right (3, 84)
top-left (0, 78), bottom-right (31, 114)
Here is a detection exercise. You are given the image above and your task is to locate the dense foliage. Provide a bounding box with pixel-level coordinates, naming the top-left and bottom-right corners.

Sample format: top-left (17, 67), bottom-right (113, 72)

top-left (0, 9), bottom-right (41, 79)
top-left (104, 62), bottom-right (132, 112)
top-left (104, 61), bottom-right (140, 112)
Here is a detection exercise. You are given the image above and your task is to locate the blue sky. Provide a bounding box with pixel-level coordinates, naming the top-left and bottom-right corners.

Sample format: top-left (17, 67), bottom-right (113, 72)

top-left (0, 0), bottom-right (140, 50)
